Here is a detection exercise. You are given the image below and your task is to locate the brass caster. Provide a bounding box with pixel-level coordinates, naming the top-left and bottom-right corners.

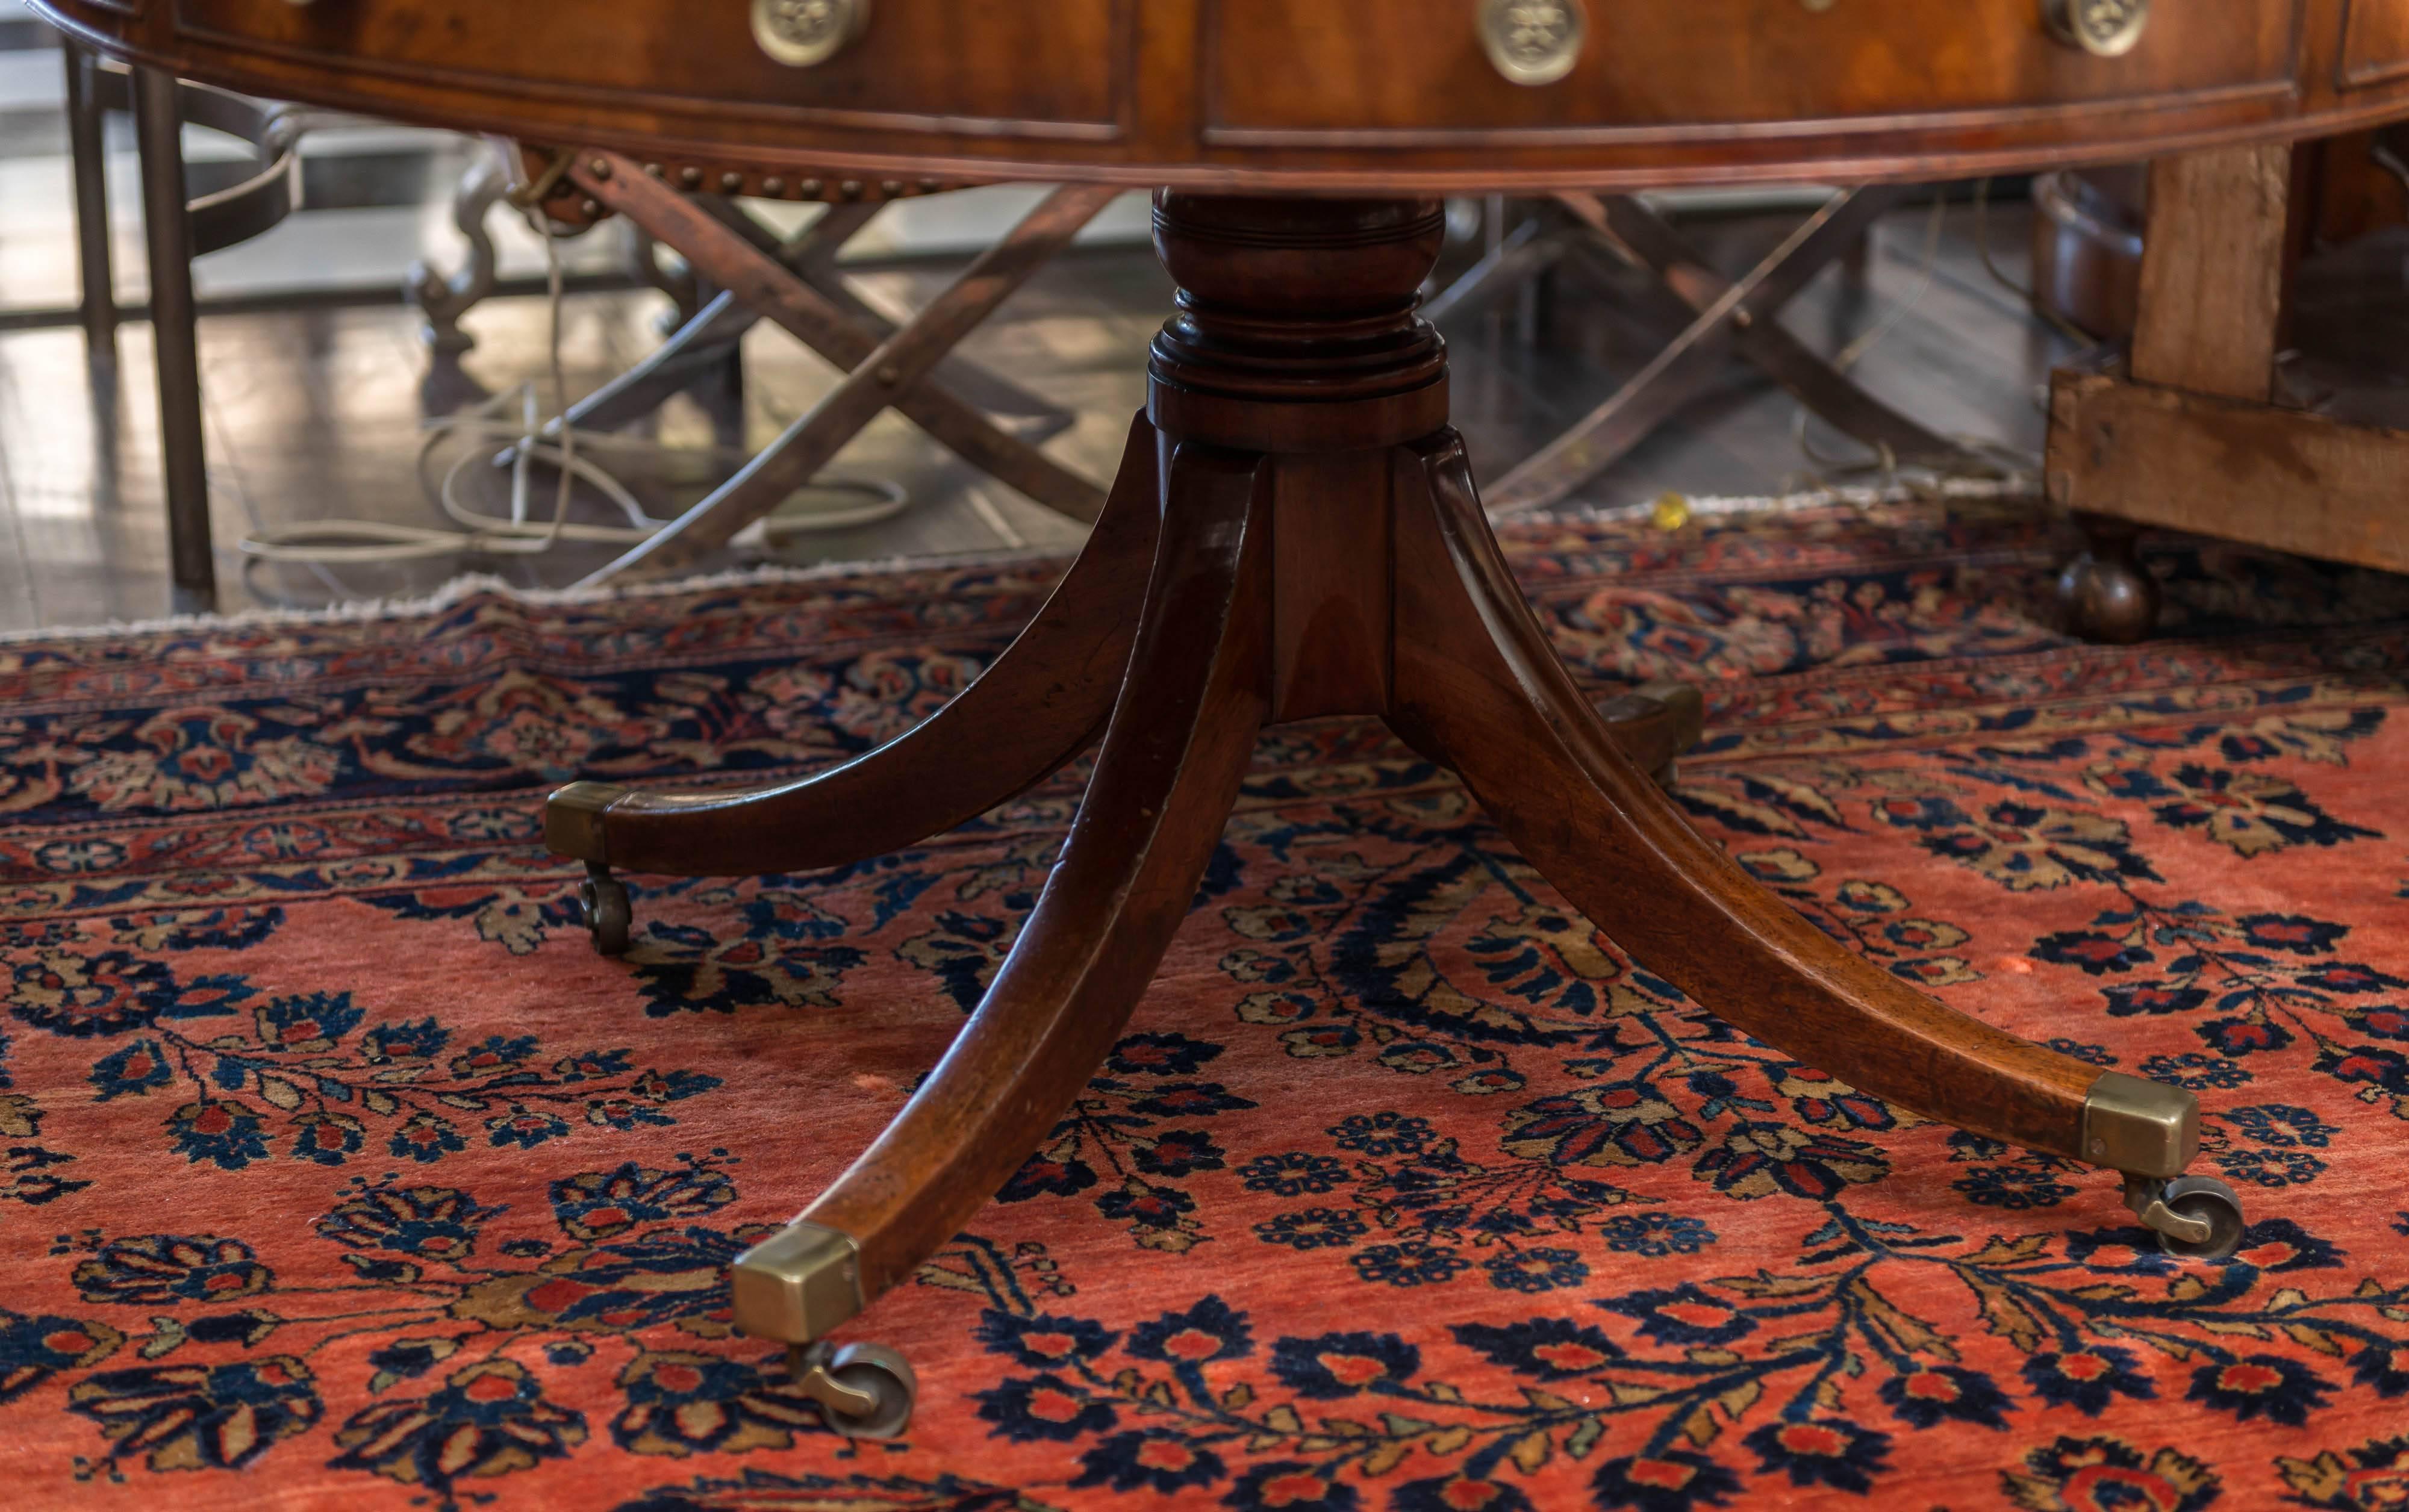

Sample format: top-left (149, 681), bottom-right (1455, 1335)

top-left (2124, 1173), bottom-right (2246, 1262)
top-left (579, 862), bottom-right (632, 956)
top-left (789, 1340), bottom-right (917, 1439)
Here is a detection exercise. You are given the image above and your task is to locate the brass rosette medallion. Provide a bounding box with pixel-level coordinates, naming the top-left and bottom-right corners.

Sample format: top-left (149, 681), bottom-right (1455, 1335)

top-left (1478, 0), bottom-right (1588, 87)
top-left (752, 0), bottom-right (872, 68)
top-left (2043, 0), bottom-right (2150, 57)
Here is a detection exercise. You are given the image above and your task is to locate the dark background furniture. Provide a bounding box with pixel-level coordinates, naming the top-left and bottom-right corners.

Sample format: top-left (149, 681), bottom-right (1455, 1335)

top-left (2046, 130), bottom-right (2409, 639)
top-left (56, 46), bottom-right (309, 606)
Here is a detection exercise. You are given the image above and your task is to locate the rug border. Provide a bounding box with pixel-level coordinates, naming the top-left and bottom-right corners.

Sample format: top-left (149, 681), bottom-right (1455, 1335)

top-left (0, 550), bottom-right (1056, 647)
top-left (0, 477), bottom-right (2037, 646)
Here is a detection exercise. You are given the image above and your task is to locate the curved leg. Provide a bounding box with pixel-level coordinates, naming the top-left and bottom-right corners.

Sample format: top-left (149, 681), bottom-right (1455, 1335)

top-left (545, 414), bottom-right (1162, 882)
top-left (732, 443), bottom-right (1270, 1361)
top-left (1389, 432), bottom-right (2202, 1184)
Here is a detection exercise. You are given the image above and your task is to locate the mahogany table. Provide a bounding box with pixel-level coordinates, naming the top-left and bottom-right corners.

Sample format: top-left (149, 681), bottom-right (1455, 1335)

top-left (39, 0), bottom-right (2409, 1439)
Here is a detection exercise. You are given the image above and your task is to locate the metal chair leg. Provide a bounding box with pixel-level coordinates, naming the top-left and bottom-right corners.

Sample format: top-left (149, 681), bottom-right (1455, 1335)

top-left (1421, 216), bottom-right (1574, 327)
top-left (62, 37), bottom-right (117, 361)
top-left (407, 151), bottom-right (510, 355)
top-left (130, 64), bottom-right (215, 610)
top-left (538, 202), bottom-right (882, 443)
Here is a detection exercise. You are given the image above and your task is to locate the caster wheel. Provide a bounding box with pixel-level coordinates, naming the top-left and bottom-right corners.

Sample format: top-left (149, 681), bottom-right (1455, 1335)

top-left (2152, 1174), bottom-right (2246, 1262)
top-left (579, 864), bottom-right (632, 957)
top-left (810, 1343), bottom-right (917, 1440)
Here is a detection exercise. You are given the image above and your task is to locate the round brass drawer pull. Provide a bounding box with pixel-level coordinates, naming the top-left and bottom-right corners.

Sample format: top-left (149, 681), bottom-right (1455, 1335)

top-left (2043, 0), bottom-right (2149, 57)
top-left (752, 0), bottom-right (871, 69)
top-left (1478, 0), bottom-right (1588, 88)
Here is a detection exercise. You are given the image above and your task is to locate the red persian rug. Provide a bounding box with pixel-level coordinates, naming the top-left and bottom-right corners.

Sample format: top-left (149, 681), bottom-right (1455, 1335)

top-left (4, 494), bottom-right (2408, 1512)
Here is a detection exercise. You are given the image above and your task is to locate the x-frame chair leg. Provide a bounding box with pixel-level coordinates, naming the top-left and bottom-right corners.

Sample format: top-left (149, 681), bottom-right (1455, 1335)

top-left (687, 195), bottom-right (1076, 431)
top-left (562, 156), bottom-right (1115, 579)
top-left (540, 202), bottom-right (883, 443)
top-left (1484, 186), bottom-right (1935, 514)
top-left (1558, 191), bottom-right (1969, 471)
top-left (549, 196), bottom-right (1070, 446)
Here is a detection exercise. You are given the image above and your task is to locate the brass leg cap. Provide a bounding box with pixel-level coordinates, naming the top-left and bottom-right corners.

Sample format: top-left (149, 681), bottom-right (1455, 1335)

top-left (546, 780), bottom-right (632, 863)
top-left (2080, 1071), bottom-right (2198, 1179)
top-left (732, 1221), bottom-right (864, 1345)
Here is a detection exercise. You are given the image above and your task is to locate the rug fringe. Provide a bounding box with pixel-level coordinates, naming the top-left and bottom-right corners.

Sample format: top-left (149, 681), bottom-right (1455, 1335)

top-left (1521, 473), bottom-right (2039, 526)
top-left (0, 549), bottom-right (1061, 646)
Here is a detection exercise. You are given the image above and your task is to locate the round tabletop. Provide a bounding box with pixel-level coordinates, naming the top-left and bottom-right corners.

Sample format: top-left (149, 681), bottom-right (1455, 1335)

top-left (32, 1), bottom-right (2409, 191)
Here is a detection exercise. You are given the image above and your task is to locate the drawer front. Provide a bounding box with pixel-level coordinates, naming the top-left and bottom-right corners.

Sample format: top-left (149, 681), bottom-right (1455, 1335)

top-left (2342, 0), bottom-right (2409, 89)
top-left (171, 0), bottom-right (1127, 135)
top-left (1204, 0), bottom-right (2300, 139)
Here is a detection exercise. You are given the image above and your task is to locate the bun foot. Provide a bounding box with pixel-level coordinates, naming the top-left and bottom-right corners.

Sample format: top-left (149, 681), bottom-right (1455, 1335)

top-left (2058, 518), bottom-right (2160, 644)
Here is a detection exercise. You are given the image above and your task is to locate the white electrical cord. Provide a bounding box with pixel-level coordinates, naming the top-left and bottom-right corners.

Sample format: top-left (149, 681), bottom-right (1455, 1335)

top-left (238, 187), bottom-right (911, 572)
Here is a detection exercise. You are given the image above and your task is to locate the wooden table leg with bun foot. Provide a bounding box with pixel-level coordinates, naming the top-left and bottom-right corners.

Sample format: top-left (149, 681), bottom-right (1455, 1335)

top-left (2050, 143), bottom-right (2409, 641)
top-left (547, 194), bottom-right (2243, 1439)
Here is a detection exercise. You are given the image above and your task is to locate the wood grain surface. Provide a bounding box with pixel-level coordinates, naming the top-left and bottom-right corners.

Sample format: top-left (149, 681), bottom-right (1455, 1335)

top-left (28, 0), bottom-right (2409, 190)
top-left (2131, 145), bottom-right (2294, 399)
top-left (2048, 366), bottom-right (2409, 574)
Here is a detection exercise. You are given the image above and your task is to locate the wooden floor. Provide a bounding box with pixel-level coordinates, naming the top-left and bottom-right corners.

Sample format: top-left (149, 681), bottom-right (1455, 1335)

top-left (2, 1), bottom-right (2405, 634)
top-left (0, 188), bottom-right (2104, 632)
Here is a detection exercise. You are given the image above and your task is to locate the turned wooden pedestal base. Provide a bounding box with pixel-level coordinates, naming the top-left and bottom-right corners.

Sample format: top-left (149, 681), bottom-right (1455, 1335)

top-left (547, 194), bottom-right (2238, 1437)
